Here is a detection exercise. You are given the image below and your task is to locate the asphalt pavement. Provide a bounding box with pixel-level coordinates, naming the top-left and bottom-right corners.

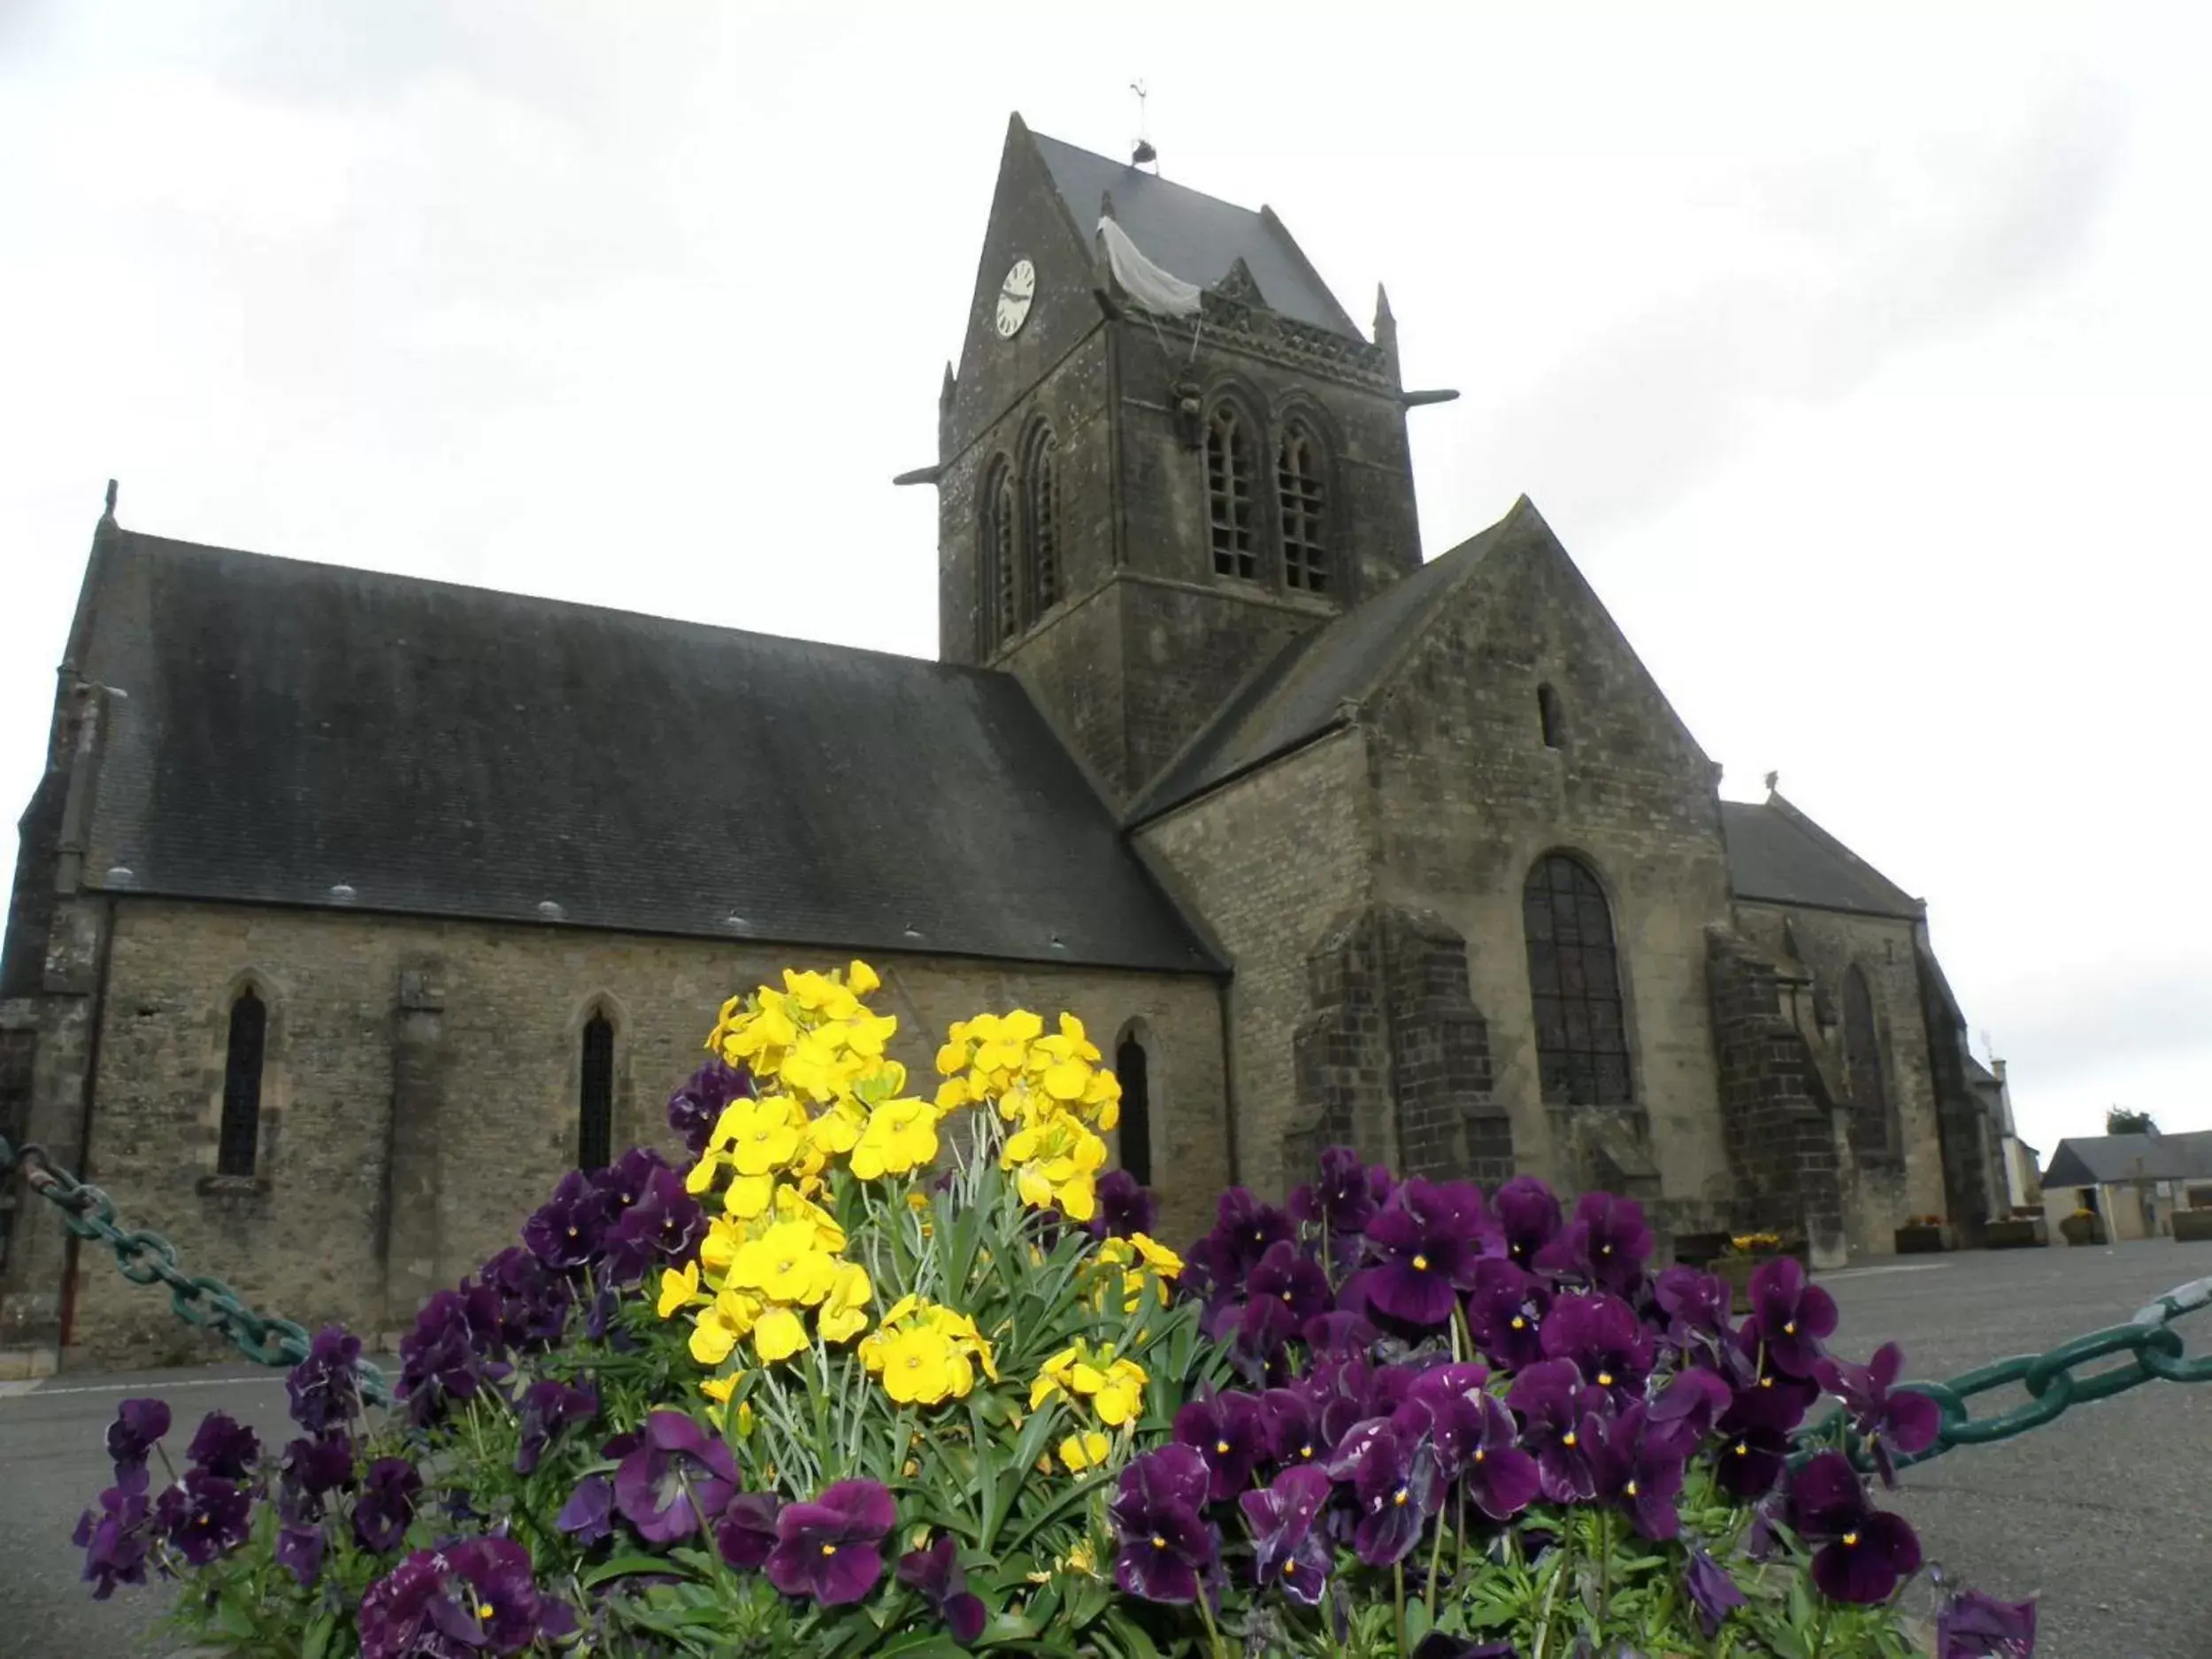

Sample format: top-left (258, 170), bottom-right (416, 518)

top-left (2, 1242), bottom-right (2208, 1657)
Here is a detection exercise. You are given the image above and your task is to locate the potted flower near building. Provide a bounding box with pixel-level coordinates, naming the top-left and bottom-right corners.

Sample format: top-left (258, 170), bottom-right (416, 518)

top-left (1712, 1231), bottom-right (1790, 1312)
top-left (2059, 1206), bottom-right (2108, 1246)
top-left (1893, 1213), bottom-right (1955, 1254)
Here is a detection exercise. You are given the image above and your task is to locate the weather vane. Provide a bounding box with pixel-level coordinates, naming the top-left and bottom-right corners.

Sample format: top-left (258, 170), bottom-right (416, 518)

top-left (1130, 80), bottom-right (1156, 170)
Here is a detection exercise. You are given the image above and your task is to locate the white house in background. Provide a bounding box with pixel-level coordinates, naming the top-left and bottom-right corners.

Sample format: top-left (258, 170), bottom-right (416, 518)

top-left (2040, 1131), bottom-right (2212, 1241)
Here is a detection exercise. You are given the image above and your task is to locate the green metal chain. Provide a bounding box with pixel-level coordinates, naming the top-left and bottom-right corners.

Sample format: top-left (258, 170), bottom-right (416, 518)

top-left (0, 1134), bottom-right (395, 1406)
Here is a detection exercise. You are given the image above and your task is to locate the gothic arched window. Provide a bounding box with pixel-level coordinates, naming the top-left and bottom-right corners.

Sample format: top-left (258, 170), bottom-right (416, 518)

top-left (1206, 403), bottom-right (1257, 580)
top-left (579, 1011), bottom-right (615, 1171)
top-left (1115, 1033), bottom-right (1153, 1187)
top-left (1025, 425), bottom-right (1060, 615)
top-left (984, 457), bottom-right (1019, 647)
top-left (1522, 854), bottom-right (1632, 1105)
top-left (218, 987), bottom-right (266, 1177)
top-left (1278, 423), bottom-right (1328, 593)
top-left (1842, 966), bottom-right (1891, 1156)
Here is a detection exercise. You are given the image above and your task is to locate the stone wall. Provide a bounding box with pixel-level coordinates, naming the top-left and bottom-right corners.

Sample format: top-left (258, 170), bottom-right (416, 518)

top-left (35, 900), bottom-right (1225, 1368)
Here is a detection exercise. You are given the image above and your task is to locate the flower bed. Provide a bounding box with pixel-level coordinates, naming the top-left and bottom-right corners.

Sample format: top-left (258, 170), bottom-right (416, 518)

top-left (67, 962), bottom-right (2038, 1656)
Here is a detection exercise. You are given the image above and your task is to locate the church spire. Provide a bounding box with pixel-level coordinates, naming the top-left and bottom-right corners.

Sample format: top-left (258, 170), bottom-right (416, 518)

top-left (1374, 284), bottom-right (1398, 372)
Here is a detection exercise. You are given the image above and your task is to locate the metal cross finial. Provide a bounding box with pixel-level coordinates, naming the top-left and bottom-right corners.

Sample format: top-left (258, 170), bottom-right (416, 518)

top-left (1130, 80), bottom-right (1156, 171)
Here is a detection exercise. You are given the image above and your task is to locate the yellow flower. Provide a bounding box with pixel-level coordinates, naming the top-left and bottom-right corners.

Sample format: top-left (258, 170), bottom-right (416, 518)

top-left (818, 1261), bottom-right (873, 1344)
top-left (701, 1373), bottom-right (738, 1404)
top-left (723, 1172), bottom-right (777, 1220)
top-left (1130, 1233), bottom-right (1184, 1279)
top-left (752, 1304), bottom-right (810, 1363)
top-left (877, 1326), bottom-right (959, 1404)
top-left (1005, 1116), bottom-right (1109, 1222)
top-left (730, 1221), bottom-right (838, 1306)
top-left (1092, 1357), bottom-right (1148, 1426)
top-left (773, 1185), bottom-right (848, 1255)
top-left (718, 1096), bottom-right (803, 1177)
top-left (1059, 1431), bottom-right (1111, 1473)
top-left (657, 1261), bottom-right (702, 1319)
top-left (847, 959), bottom-right (881, 996)
top-left (849, 1097), bottom-right (940, 1181)
top-left (933, 1076), bottom-right (971, 1114)
top-left (783, 968), bottom-right (861, 1020)
top-left (689, 1287), bottom-right (762, 1366)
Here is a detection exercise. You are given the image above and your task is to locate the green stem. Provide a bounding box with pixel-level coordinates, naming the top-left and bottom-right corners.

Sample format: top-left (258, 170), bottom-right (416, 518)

top-left (1425, 1502), bottom-right (1448, 1617)
top-left (1194, 1586), bottom-right (1228, 1659)
top-left (1809, 1602), bottom-right (1831, 1659)
top-left (1531, 1540), bottom-right (1565, 1659)
top-left (1394, 1560), bottom-right (1408, 1657)
top-left (1596, 1508), bottom-right (1611, 1628)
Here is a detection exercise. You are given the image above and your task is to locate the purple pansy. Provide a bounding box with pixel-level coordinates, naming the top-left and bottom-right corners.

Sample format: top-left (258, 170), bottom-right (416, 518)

top-left (1442, 1388), bottom-right (1540, 1522)
top-left (1533, 1191), bottom-right (1652, 1296)
top-left (555, 1473), bottom-right (615, 1547)
top-left (1654, 1265), bottom-right (1732, 1346)
top-left (1788, 1450), bottom-right (1924, 1604)
top-left (524, 1170), bottom-right (614, 1274)
top-left (897, 1534), bottom-right (988, 1643)
top-left (666, 1057), bottom-right (749, 1158)
top-left (1109, 1443), bottom-right (1217, 1605)
top-left (1216, 1188), bottom-right (1296, 1275)
top-left (1935, 1585), bottom-right (2038, 1657)
top-left (603, 1164), bottom-right (707, 1286)
top-left (280, 1434), bottom-right (356, 1522)
top-left (1363, 1179), bottom-right (1491, 1327)
top-left (1289, 1146), bottom-right (1385, 1237)
top-left (1239, 1242), bottom-right (1333, 1356)
top-left (352, 1457), bottom-right (423, 1554)
top-left (1686, 1547), bottom-right (1747, 1636)
top-left (1331, 1417), bottom-right (1441, 1567)
top-left (1174, 1390), bottom-right (1269, 1502)
top-left (154, 1471), bottom-right (252, 1566)
top-left (1094, 1170), bottom-right (1161, 1240)
top-left (72, 1485), bottom-right (151, 1600)
top-left (1814, 1341), bottom-right (1940, 1487)
top-left (1492, 1174), bottom-right (1563, 1269)
top-left (1505, 1359), bottom-right (1603, 1504)
top-left (1538, 1291), bottom-right (1654, 1404)
top-left (1582, 1403), bottom-right (1692, 1541)
top-left (286, 1325), bottom-right (364, 1434)
top-left (1648, 1367), bottom-right (1734, 1441)
top-left (358, 1537), bottom-right (565, 1659)
top-left (715, 1492), bottom-right (783, 1571)
top-left (1465, 1257), bottom-right (1548, 1371)
top-left (184, 1411), bottom-right (258, 1480)
top-left (275, 1522), bottom-right (326, 1586)
top-left (514, 1379), bottom-right (599, 1475)
top-left (764, 1479), bottom-right (897, 1607)
top-left (398, 1288), bottom-right (511, 1426)
top-left (104, 1399), bottom-right (170, 1479)
top-left (1238, 1463), bottom-right (1333, 1605)
top-left (1747, 1256), bottom-right (1837, 1379)
top-left (614, 1410), bottom-right (739, 1544)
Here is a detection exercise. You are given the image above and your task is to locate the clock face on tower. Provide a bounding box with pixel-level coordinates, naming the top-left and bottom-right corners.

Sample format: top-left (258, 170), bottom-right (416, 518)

top-left (995, 258), bottom-right (1036, 339)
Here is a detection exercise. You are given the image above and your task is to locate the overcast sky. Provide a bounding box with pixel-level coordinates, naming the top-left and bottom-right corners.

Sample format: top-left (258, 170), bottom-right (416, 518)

top-left (3, 2), bottom-right (2205, 1164)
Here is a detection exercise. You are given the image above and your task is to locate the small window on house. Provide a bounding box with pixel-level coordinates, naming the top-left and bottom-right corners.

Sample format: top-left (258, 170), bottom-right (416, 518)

top-left (1025, 426), bottom-right (1061, 614)
top-left (1206, 403), bottom-right (1257, 580)
top-left (1115, 1034), bottom-right (1153, 1187)
top-left (218, 988), bottom-right (266, 1177)
top-left (1522, 854), bottom-right (1632, 1105)
top-left (1538, 683), bottom-right (1563, 749)
top-left (580, 1012), bottom-right (614, 1171)
top-left (1278, 424), bottom-right (1328, 593)
top-left (985, 457), bottom-right (1019, 645)
top-left (1841, 965), bottom-right (1892, 1157)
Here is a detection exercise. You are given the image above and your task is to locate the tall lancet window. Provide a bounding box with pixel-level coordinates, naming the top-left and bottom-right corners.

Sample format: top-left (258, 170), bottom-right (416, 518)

top-left (1115, 1033), bottom-right (1153, 1187)
top-left (1278, 424), bottom-right (1328, 593)
top-left (218, 988), bottom-right (266, 1177)
top-left (580, 1012), bottom-right (615, 1171)
top-left (985, 457), bottom-right (1019, 646)
top-left (1025, 425), bottom-right (1060, 614)
top-left (1206, 403), bottom-right (1257, 579)
top-left (1842, 966), bottom-right (1891, 1156)
top-left (1522, 854), bottom-right (1632, 1106)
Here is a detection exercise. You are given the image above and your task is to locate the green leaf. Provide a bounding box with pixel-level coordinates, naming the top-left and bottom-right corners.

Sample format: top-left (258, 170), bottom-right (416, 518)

top-left (1101, 1609), bottom-right (1164, 1659)
top-left (585, 1553), bottom-right (676, 1587)
top-left (301, 1611), bottom-right (336, 1659)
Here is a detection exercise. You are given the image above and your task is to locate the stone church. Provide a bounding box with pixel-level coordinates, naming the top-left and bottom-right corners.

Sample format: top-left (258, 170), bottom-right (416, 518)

top-left (0, 116), bottom-right (2016, 1370)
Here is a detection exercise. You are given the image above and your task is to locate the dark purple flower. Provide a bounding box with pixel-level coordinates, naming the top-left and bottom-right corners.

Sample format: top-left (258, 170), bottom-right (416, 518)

top-left (614, 1409), bottom-right (739, 1544)
top-left (398, 1288), bottom-right (510, 1427)
top-left (715, 1492), bottom-right (783, 1571)
top-left (667, 1057), bottom-right (749, 1157)
top-left (1505, 1359), bottom-right (1602, 1504)
top-left (1217, 1188), bottom-right (1296, 1275)
top-left (556, 1473), bottom-right (615, 1547)
top-left (154, 1471), bottom-right (252, 1566)
top-left (72, 1484), bottom-right (150, 1600)
top-left (514, 1379), bottom-right (599, 1475)
top-left (1303, 1310), bottom-right (1378, 1358)
top-left (897, 1533), bottom-right (988, 1643)
top-left (1110, 1443), bottom-right (1217, 1605)
top-left (287, 1325), bottom-right (365, 1434)
top-left (765, 1479), bottom-right (896, 1607)
top-left (1712, 1413), bottom-right (1793, 1502)
top-left (1094, 1170), bottom-right (1161, 1240)
top-left (358, 1536), bottom-right (556, 1659)
top-left (1441, 1387), bottom-right (1540, 1522)
top-left (525, 1170), bottom-right (614, 1274)
top-left (603, 1165), bottom-right (708, 1286)
top-left (280, 1434), bottom-right (356, 1523)
top-left (1364, 1179), bottom-right (1491, 1327)
top-left (1936, 1586), bottom-right (2038, 1657)
top-left (1239, 1464), bottom-right (1333, 1605)
top-left (1257, 1386), bottom-right (1327, 1471)
top-left (1654, 1266), bottom-right (1731, 1346)
top-left (1493, 1175), bottom-right (1563, 1268)
top-left (353, 1457), bottom-right (423, 1554)
top-left (275, 1522), bottom-right (326, 1587)
top-left (1539, 1292), bottom-right (1653, 1403)
top-left (104, 1398), bottom-right (170, 1479)
top-left (1289, 1146), bottom-right (1384, 1237)
top-left (1648, 1367), bottom-right (1733, 1442)
top-left (1238, 1241), bottom-right (1333, 1356)
top-left (1175, 1390), bottom-right (1269, 1502)
top-left (1814, 1342), bottom-right (1941, 1487)
top-left (1686, 1548), bottom-right (1746, 1636)
top-left (1465, 1257), bottom-right (1548, 1371)
top-left (1582, 1403), bottom-right (1692, 1540)
top-left (1533, 1192), bottom-right (1652, 1296)
top-left (479, 1246), bottom-right (572, 1352)
top-left (1747, 1256), bottom-right (1837, 1379)
top-left (1330, 1417), bottom-right (1440, 1567)
top-left (1788, 1450), bottom-right (1923, 1604)
top-left (185, 1411), bottom-right (258, 1480)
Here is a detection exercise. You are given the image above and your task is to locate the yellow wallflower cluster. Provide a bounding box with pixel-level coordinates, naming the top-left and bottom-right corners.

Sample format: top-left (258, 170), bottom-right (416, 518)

top-left (1085, 1233), bottom-right (1185, 1315)
top-left (858, 1295), bottom-right (1000, 1406)
top-left (935, 1011), bottom-right (1123, 1223)
top-left (1031, 1339), bottom-right (1148, 1470)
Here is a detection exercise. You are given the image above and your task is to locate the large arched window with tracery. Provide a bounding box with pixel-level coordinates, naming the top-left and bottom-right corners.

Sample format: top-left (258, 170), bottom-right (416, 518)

top-left (1278, 422), bottom-right (1328, 593)
top-left (1024, 424), bottom-right (1060, 616)
top-left (1842, 965), bottom-right (1891, 1156)
top-left (983, 456), bottom-right (1018, 646)
top-left (1522, 853), bottom-right (1632, 1105)
top-left (1206, 403), bottom-right (1257, 580)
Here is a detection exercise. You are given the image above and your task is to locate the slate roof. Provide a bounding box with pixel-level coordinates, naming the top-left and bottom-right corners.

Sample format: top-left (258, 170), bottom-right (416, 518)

top-left (1719, 796), bottom-right (1923, 920)
top-left (70, 527), bottom-right (1219, 974)
top-left (2043, 1133), bottom-right (2212, 1188)
top-left (1028, 130), bottom-right (1361, 338)
top-left (1131, 498), bottom-right (1547, 823)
